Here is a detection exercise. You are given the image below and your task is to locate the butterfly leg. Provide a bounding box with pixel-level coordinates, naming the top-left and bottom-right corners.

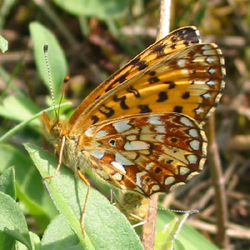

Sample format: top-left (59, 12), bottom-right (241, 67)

top-left (77, 169), bottom-right (90, 236)
top-left (43, 136), bottom-right (66, 180)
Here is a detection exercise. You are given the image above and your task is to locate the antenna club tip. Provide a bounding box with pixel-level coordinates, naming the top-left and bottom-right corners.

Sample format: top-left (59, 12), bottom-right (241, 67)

top-left (44, 44), bottom-right (49, 53)
top-left (64, 75), bottom-right (70, 83)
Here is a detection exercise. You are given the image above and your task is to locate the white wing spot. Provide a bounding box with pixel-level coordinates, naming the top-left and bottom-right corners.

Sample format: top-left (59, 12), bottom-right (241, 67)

top-left (120, 184), bottom-right (126, 190)
top-left (115, 153), bottom-right (134, 166)
top-left (202, 45), bottom-right (216, 53)
top-left (195, 107), bottom-right (204, 114)
top-left (169, 182), bottom-right (185, 191)
top-left (145, 162), bottom-right (155, 171)
top-left (206, 56), bottom-right (216, 64)
top-left (164, 176), bottom-right (175, 185)
top-left (179, 166), bottom-right (190, 175)
top-left (155, 126), bottom-right (166, 133)
top-left (187, 154), bottom-right (198, 164)
top-left (148, 116), bottom-right (162, 125)
top-left (156, 134), bottom-right (165, 142)
top-left (208, 68), bottom-right (216, 74)
top-left (85, 127), bottom-right (94, 137)
top-left (201, 44), bottom-right (210, 50)
top-left (151, 185), bottom-right (160, 191)
top-left (181, 69), bottom-right (189, 76)
top-left (126, 135), bottom-right (137, 141)
top-left (91, 150), bottom-right (105, 159)
top-left (195, 29), bottom-right (201, 40)
top-left (195, 80), bottom-right (207, 85)
top-left (111, 161), bottom-right (126, 174)
top-left (207, 80), bottom-right (215, 86)
top-left (203, 93), bottom-right (211, 99)
top-left (113, 120), bottom-right (131, 133)
top-left (136, 171), bottom-right (147, 188)
top-left (204, 50), bottom-right (217, 56)
top-left (124, 141), bottom-right (150, 151)
top-left (189, 128), bottom-right (199, 137)
top-left (177, 59), bottom-right (186, 68)
top-left (180, 116), bottom-right (192, 127)
top-left (189, 140), bottom-right (200, 150)
top-left (96, 130), bottom-right (109, 138)
top-left (113, 172), bottom-right (123, 181)
top-left (203, 48), bottom-right (217, 56)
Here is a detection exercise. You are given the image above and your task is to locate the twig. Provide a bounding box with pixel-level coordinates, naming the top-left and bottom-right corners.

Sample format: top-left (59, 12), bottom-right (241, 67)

top-left (142, 195), bottom-right (158, 250)
top-left (142, 1), bottom-right (171, 249)
top-left (157, 0), bottom-right (171, 40)
top-left (207, 114), bottom-right (229, 248)
top-left (228, 135), bottom-right (250, 151)
top-left (188, 219), bottom-right (250, 240)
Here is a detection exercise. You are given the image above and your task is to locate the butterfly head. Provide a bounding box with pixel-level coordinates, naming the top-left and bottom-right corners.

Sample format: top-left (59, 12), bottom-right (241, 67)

top-left (41, 111), bottom-right (64, 143)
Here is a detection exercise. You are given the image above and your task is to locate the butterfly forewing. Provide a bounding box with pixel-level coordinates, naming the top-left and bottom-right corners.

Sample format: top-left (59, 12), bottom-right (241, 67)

top-left (68, 27), bottom-right (202, 129)
top-left (81, 113), bottom-right (207, 196)
top-left (69, 40), bottom-right (225, 135)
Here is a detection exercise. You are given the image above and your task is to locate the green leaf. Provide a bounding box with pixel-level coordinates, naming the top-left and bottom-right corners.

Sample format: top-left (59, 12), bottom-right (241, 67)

top-left (0, 144), bottom-right (57, 231)
top-left (155, 213), bottom-right (189, 250)
top-left (0, 167), bottom-right (16, 199)
top-left (0, 168), bottom-right (16, 250)
top-left (42, 215), bottom-right (82, 250)
top-left (156, 211), bottom-right (219, 250)
top-left (25, 143), bottom-right (144, 250)
top-left (0, 192), bottom-right (32, 249)
top-left (0, 231), bottom-right (15, 250)
top-left (52, 0), bottom-right (129, 19)
top-left (0, 35), bottom-right (8, 52)
top-left (0, 95), bottom-right (40, 123)
top-left (174, 239), bottom-right (186, 250)
top-left (15, 232), bottom-right (41, 250)
top-left (29, 22), bottom-right (68, 101)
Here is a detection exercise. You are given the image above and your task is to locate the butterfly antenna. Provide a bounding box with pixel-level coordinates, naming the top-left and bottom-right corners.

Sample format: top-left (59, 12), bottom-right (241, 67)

top-left (57, 75), bottom-right (69, 115)
top-left (151, 206), bottom-right (199, 215)
top-left (43, 44), bottom-right (58, 118)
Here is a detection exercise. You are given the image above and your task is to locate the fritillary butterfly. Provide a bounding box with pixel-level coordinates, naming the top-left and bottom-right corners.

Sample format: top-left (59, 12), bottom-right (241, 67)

top-left (42, 26), bottom-right (226, 230)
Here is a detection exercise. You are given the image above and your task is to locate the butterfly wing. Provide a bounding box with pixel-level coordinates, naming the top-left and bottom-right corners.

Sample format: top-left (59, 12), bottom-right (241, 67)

top-left (68, 32), bottom-right (225, 135)
top-left (81, 113), bottom-right (207, 196)
top-left (69, 27), bottom-right (201, 121)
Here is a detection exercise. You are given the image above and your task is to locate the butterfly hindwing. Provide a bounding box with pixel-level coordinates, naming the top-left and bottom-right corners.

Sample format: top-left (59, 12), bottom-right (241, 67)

top-left (82, 113), bottom-right (207, 196)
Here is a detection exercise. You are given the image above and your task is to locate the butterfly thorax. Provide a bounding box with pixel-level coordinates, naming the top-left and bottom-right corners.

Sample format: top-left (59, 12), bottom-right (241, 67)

top-left (42, 112), bottom-right (93, 174)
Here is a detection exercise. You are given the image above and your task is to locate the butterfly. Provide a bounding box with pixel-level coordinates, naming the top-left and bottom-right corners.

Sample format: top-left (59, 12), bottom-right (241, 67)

top-left (41, 26), bottom-right (226, 230)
